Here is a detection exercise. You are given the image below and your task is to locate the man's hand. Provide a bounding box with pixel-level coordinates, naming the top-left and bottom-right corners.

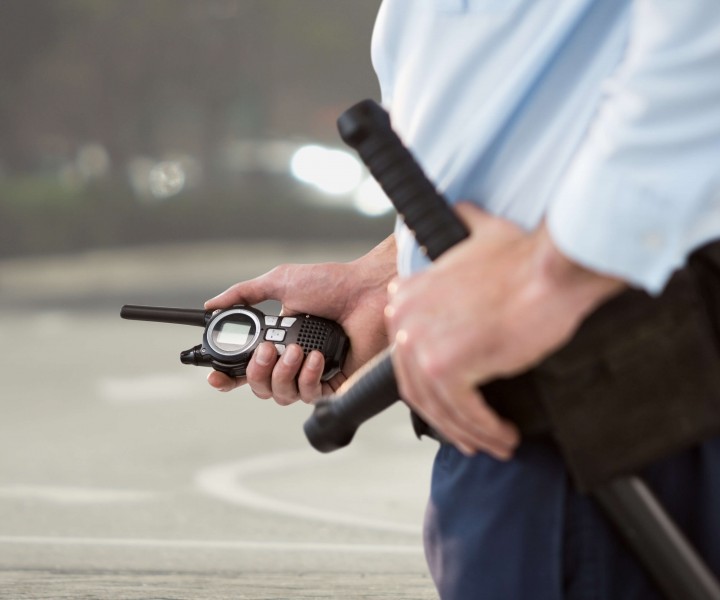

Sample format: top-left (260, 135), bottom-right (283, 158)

top-left (204, 236), bottom-right (396, 405)
top-left (385, 204), bottom-right (625, 460)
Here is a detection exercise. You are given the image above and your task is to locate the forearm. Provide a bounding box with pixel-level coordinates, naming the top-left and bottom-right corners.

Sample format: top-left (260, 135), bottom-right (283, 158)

top-left (345, 234), bottom-right (397, 313)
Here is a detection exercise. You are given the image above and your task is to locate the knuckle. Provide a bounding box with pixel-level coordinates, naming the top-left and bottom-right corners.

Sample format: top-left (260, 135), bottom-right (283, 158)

top-left (246, 371), bottom-right (273, 394)
top-left (420, 351), bottom-right (450, 380)
top-left (386, 283), bottom-right (412, 319)
top-left (248, 382), bottom-right (272, 399)
top-left (274, 393), bottom-right (299, 406)
top-left (271, 371), bottom-right (300, 405)
top-left (399, 331), bottom-right (448, 379)
top-left (272, 362), bottom-right (296, 383)
top-left (297, 374), bottom-right (320, 398)
top-left (252, 389), bottom-right (273, 400)
top-left (414, 398), bottom-right (441, 425)
top-left (267, 263), bottom-right (290, 279)
top-left (245, 362), bottom-right (266, 382)
top-left (267, 263), bottom-right (295, 289)
top-left (298, 388), bottom-right (319, 404)
top-left (395, 378), bottom-right (413, 405)
top-left (297, 376), bottom-right (321, 404)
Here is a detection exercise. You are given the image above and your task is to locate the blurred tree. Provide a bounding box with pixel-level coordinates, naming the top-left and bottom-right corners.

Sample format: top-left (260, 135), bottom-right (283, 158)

top-left (0, 0), bottom-right (380, 174)
top-left (0, 0), bottom-right (387, 257)
top-left (0, 1), bottom-right (62, 171)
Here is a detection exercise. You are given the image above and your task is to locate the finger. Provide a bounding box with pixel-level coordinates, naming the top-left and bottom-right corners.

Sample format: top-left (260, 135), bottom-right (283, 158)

top-left (453, 201), bottom-right (492, 227)
top-left (413, 386), bottom-right (516, 460)
top-left (391, 341), bottom-right (478, 456)
top-left (392, 332), bottom-right (518, 459)
top-left (453, 202), bottom-right (523, 244)
top-left (387, 277), bottom-right (400, 298)
top-left (204, 268), bottom-right (284, 310)
top-left (270, 343), bottom-right (304, 405)
top-left (407, 393), bottom-right (481, 456)
top-left (326, 371), bottom-right (347, 393)
top-left (278, 305), bottom-right (298, 318)
top-left (245, 342), bottom-right (278, 399)
top-left (385, 277), bottom-right (418, 333)
top-left (434, 385), bottom-right (519, 460)
top-left (317, 371), bottom-right (348, 399)
top-left (428, 371), bottom-right (520, 452)
top-left (297, 350), bottom-right (324, 404)
top-left (207, 370), bottom-right (245, 393)
top-left (454, 201), bottom-right (513, 238)
top-left (204, 281), bottom-right (264, 310)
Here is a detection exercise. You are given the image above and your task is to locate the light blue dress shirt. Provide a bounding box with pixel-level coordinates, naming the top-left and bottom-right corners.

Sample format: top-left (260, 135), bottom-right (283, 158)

top-left (371, 3), bottom-right (720, 597)
top-left (372, 0), bottom-right (720, 293)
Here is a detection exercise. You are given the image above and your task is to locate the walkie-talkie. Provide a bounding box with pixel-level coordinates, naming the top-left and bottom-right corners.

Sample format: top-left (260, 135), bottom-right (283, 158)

top-left (121, 304), bottom-right (349, 381)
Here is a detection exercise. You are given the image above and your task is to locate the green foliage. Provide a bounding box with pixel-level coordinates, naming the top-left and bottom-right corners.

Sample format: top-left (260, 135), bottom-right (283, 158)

top-left (0, 176), bottom-right (86, 210)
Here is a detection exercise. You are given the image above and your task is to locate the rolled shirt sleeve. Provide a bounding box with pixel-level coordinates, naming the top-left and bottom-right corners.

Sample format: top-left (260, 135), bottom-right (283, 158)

top-left (547, 1), bottom-right (720, 293)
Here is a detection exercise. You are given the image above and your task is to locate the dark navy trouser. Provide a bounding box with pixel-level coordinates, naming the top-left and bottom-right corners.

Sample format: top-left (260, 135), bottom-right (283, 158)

top-left (424, 437), bottom-right (720, 599)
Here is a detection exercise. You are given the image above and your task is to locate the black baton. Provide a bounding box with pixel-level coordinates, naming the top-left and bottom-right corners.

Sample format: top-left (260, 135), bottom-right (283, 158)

top-left (303, 99), bottom-right (720, 600)
top-left (303, 99), bottom-right (466, 452)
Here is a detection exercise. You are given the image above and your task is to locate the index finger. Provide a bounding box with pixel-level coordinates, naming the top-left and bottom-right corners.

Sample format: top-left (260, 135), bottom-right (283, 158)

top-left (204, 270), bottom-right (283, 310)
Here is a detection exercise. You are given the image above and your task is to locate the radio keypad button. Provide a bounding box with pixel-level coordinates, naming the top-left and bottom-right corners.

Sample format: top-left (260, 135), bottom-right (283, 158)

top-left (265, 328), bottom-right (286, 342)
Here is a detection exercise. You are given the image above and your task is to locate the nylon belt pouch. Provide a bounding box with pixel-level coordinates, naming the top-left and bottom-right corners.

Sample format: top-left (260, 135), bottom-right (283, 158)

top-left (414, 241), bottom-right (720, 493)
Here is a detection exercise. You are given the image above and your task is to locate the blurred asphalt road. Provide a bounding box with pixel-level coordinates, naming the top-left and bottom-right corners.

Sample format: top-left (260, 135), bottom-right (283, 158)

top-left (0, 242), bottom-right (438, 599)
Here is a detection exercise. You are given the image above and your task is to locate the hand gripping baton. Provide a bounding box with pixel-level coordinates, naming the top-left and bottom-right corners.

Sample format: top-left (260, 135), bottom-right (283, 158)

top-left (303, 99), bottom-right (468, 453)
top-left (303, 99), bottom-right (720, 600)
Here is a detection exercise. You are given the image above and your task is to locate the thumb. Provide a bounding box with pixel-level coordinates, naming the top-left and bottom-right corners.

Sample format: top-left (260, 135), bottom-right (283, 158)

top-left (453, 201), bottom-right (494, 230)
top-left (453, 202), bottom-right (524, 242)
top-left (204, 268), bottom-right (285, 310)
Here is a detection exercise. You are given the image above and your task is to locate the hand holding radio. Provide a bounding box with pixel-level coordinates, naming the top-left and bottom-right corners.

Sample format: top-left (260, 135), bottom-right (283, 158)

top-left (121, 302), bottom-right (349, 391)
top-left (203, 238), bottom-right (397, 404)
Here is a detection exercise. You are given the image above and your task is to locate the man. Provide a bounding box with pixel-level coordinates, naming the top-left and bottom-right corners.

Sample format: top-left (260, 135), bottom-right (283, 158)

top-left (206, 1), bottom-right (720, 597)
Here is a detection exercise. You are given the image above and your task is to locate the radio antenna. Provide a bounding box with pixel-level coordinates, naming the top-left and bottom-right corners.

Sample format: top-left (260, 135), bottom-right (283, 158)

top-left (120, 305), bottom-right (209, 327)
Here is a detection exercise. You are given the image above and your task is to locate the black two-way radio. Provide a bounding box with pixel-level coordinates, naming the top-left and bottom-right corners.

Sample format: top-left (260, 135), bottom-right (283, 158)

top-left (120, 304), bottom-right (349, 381)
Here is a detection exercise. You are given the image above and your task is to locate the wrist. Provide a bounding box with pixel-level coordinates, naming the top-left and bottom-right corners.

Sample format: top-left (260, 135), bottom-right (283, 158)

top-left (534, 222), bottom-right (626, 317)
top-left (351, 234), bottom-right (397, 287)
top-left (334, 234), bottom-right (396, 315)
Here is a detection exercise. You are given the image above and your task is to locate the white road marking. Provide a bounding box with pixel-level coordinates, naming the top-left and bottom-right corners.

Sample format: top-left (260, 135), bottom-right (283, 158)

top-left (0, 535), bottom-right (422, 555)
top-left (0, 485), bottom-right (159, 504)
top-left (29, 311), bottom-right (74, 334)
top-left (195, 449), bottom-right (422, 535)
top-left (97, 372), bottom-right (200, 403)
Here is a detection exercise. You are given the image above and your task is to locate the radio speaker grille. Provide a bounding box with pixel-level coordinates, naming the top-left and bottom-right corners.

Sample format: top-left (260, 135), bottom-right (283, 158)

top-left (298, 319), bottom-right (330, 354)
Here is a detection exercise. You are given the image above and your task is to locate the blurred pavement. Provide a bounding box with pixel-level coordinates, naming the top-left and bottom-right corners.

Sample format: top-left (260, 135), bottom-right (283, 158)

top-left (0, 242), bottom-right (438, 599)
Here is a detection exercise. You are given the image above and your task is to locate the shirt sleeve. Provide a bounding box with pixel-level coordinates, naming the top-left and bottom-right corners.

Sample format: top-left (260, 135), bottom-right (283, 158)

top-left (547, 1), bottom-right (720, 294)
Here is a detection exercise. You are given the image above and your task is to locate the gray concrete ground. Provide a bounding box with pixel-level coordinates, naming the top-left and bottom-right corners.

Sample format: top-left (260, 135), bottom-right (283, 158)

top-left (0, 242), bottom-right (439, 599)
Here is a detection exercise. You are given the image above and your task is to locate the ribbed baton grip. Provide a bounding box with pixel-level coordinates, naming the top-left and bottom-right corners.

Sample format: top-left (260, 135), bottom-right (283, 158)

top-left (337, 99), bottom-right (469, 260)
